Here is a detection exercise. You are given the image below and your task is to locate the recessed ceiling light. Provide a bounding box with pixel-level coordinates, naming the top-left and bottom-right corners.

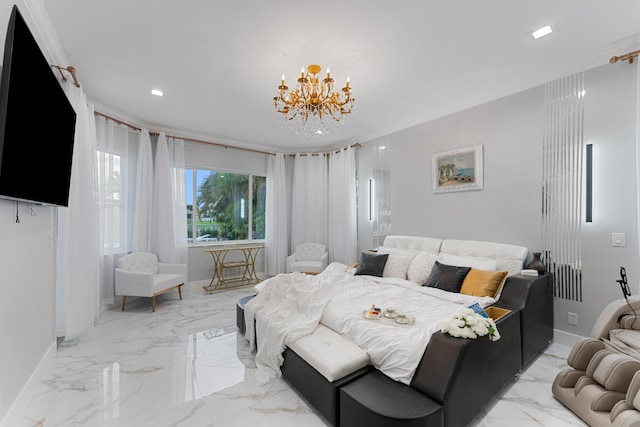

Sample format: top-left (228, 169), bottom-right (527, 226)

top-left (532, 25), bottom-right (553, 39)
top-left (151, 89), bottom-right (163, 96)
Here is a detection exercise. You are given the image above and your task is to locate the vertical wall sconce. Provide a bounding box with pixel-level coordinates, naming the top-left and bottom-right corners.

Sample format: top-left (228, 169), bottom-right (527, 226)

top-left (585, 143), bottom-right (593, 223)
top-left (368, 178), bottom-right (375, 221)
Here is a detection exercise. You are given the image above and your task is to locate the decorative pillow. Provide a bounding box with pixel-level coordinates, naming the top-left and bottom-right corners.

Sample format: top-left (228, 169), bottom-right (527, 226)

top-left (382, 255), bottom-right (413, 279)
top-left (354, 252), bottom-right (389, 277)
top-left (424, 261), bottom-right (471, 292)
top-left (460, 269), bottom-right (509, 298)
top-left (407, 251), bottom-right (437, 284)
top-left (438, 253), bottom-right (498, 271)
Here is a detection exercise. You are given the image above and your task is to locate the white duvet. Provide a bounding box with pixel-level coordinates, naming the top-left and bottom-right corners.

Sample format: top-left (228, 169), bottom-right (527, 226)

top-left (245, 262), bottom-right (496, 385)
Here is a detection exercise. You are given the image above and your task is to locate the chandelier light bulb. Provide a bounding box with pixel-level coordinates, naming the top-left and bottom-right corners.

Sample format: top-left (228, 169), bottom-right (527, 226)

top-left (326, 67), bottom-right (331, 77)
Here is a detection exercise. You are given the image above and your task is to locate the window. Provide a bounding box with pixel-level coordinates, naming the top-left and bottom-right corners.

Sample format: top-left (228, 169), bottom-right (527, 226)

top-left (186, 168), bottom-right (265, 243)
top-left (96, 149), bottom-right (124, 250)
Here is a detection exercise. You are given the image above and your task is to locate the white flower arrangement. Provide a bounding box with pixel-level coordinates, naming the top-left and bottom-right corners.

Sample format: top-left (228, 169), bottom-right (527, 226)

top-left (439, 308), bottom-right (501, 341)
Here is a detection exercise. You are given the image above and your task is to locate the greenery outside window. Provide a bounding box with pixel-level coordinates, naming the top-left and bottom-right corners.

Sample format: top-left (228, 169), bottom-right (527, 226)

top-left (186, 168), bottom-right (265, 243)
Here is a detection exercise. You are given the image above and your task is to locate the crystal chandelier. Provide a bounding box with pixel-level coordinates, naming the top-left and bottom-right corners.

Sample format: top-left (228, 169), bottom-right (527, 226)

top-left (274, 64), bottom-right (355, 137)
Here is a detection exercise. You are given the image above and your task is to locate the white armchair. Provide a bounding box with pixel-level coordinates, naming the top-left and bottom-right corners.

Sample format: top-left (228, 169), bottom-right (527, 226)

top-left (115, 252), bottom-right (187, 312)
top-left (286, 243), bottom-right (328, 274)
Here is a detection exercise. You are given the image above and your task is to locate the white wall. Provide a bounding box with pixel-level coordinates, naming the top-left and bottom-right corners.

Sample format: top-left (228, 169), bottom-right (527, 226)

top-left (184, 141), bottom-right (269, 176)
top-left (357, 62), bottom-right (639, 336)
top-left (0, 201), bottom-right (57, 422)
top-left (0, 2), bottom-right (59, 423)
top-left (559, 61), bottom-right (638, 336)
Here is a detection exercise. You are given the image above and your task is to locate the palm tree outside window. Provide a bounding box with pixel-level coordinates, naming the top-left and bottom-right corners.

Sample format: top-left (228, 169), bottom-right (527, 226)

top-left (185, 168), bottom-right (266, 243)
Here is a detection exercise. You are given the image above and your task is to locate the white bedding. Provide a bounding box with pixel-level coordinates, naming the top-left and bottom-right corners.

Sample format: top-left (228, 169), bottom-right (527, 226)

top-left (245, 262), bottom-right (496, 385)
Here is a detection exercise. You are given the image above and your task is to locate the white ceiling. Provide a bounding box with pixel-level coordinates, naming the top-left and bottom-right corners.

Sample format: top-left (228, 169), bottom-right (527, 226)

top-left (41, 0), bottom-right (640, 153)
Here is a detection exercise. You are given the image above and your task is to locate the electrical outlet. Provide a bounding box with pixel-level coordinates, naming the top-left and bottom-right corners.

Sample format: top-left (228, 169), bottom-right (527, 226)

top-left (612, 233), bottom-right (626, 247)
top-left (568, 312), bottom-right (578, 326)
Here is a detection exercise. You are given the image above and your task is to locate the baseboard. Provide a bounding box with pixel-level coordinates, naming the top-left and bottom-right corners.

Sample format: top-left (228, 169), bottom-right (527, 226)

top-left (553, 329), bottom-right (584, 348)
top-left (0, 340), bottom-right (56, 427)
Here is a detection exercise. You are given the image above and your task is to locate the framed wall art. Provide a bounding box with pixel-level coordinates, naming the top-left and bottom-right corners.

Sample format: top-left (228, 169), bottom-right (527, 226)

top-left (432, 144), bottom-right (483, 193)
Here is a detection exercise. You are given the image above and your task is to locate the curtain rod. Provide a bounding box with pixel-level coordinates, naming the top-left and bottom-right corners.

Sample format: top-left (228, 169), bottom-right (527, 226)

top-left (51, 65), bottom-right (357, 156)
top-left (94, 111), bottom-right (274, 156)
top-left (289, 143), bottom-right (361, 157)
top-left (93, 111), bottom-right (360, 157)
top-left (609, 49), bottom-right (640, 64)
top-left (94, 111), bottom-right (141, 131)
top-left (52, 65), bottom-right (80, 87)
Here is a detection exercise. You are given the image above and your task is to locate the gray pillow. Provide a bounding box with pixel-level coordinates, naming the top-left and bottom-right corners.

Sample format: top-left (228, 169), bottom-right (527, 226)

top-left (354, 252), bottom-right (389, 277)
top-left (424, 261), bottom-right (471, 292)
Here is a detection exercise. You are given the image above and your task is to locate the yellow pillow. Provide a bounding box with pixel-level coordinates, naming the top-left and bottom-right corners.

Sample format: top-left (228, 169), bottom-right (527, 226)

top-left (460, 269), bottom-right (508, 298)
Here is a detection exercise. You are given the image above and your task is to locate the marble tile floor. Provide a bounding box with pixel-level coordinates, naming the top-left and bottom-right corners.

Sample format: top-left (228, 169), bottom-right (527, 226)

top-left (10, 281), bottom-right (587, 427)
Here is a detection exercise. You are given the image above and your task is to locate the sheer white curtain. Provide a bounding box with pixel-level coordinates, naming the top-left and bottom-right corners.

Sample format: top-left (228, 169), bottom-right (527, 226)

top-left (95, 116), bottom-right (139, 304)
top-left (132, 129), bottom-right (153, 252)
top-left (151, 132), bottom-right (187, 264)
top-left (151, 132), bottom-right (175, 262)
top-left (56, 82), bottom-right (101, 339)
top-left (168, 136), bottom-right (188, 266)
top-left (328, 147), bottom-right (358, 264)
top-left (291, 154), bottom-right (328, 248)
top-left (265, 153), bottom-right (288, 275)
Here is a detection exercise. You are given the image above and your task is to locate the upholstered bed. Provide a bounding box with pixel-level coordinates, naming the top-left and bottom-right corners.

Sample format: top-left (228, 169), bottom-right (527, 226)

top-left (238, 235), bottom-right (554, 426)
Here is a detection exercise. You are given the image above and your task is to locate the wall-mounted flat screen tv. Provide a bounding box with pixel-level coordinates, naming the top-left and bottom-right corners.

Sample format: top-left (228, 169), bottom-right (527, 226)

top-left (0, 5), bottom-right (76, 207)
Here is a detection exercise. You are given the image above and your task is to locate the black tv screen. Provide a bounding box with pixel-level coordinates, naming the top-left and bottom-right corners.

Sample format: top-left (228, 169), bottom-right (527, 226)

top-left (0, 5), bottom-right (76, 207)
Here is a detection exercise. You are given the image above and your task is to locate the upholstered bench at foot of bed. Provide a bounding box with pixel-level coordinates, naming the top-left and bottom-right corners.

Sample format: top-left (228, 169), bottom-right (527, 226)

top-left (340, 370), bottom-right (443, 427)
top-left (282, 324), bottom-right (373, 426)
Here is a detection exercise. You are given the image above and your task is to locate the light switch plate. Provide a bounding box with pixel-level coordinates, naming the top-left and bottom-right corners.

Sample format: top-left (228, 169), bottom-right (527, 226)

top-left (612, 233), bottom-right (626, 247)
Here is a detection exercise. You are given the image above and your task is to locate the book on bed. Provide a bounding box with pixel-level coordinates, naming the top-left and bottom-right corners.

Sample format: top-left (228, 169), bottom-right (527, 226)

top-left (468, 302), bottom-right (489, 318)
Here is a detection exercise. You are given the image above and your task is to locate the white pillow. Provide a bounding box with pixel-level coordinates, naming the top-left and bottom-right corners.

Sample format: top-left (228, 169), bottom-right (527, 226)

top-left (377, 247), bottom-right (417, 259)
top-left (407, 251), bottom-right (437, 285)
top-left (382, 255), bottom-right (413, 279)
top-left (437, 253), bottom-right (498, 271)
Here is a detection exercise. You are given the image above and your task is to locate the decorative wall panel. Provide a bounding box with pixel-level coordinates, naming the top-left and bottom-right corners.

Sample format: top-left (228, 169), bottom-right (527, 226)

top-left (542, 73), bottom-right (584, 302)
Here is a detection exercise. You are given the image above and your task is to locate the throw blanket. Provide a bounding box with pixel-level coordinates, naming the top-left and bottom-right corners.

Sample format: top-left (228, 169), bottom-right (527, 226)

top-left (245, 263), bottom-right (495, 385)
top-left (245, 271), bottom-right (335, 384)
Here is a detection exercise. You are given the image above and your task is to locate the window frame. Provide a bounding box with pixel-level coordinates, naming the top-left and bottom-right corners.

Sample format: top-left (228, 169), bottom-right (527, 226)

top-left (186, 166), bottom-right (266, 246)
top-left (96, 147), bottom-right (126, 252)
